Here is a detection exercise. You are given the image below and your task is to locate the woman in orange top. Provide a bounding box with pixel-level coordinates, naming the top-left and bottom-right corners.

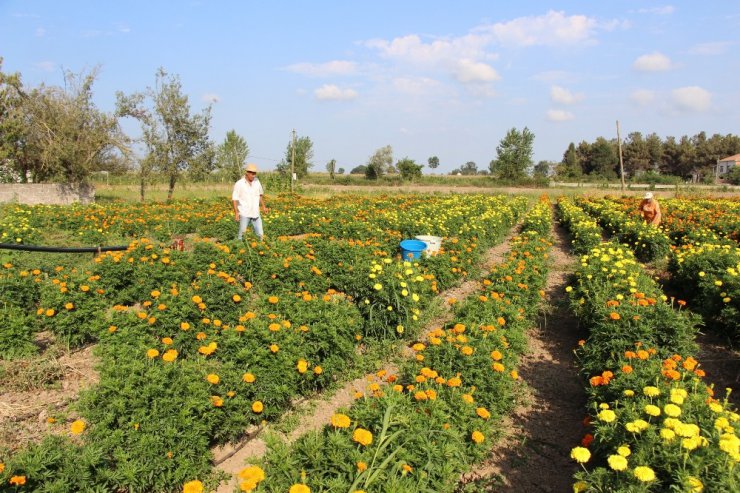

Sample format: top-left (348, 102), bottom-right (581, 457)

top-left (639, 192), bottom-right (661, 226)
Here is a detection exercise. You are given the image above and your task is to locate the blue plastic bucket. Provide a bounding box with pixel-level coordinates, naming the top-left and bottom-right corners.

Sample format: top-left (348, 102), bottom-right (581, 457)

top-left (399, 239), bottom-right (427, 260)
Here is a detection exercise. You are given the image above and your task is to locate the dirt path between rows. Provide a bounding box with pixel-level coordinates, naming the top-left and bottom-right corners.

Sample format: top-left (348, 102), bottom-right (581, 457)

top-left (212, 228), bottom-right (519, 492)
top-left (458, 221), bottom-right (587, 492)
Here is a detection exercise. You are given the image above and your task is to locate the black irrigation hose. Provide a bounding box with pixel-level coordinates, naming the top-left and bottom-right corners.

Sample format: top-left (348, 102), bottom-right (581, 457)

top-left (0, 243), bottom-right (128, 253)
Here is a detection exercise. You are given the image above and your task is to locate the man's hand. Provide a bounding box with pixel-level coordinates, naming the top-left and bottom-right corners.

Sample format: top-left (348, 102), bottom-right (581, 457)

top-left (234, 212), bottom-right (239, 222)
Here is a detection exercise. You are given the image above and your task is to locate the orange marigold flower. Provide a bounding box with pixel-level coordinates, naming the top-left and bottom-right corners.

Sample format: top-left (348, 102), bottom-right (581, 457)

top-left (609, 312), bottom-right (621, 320)
top-left (70, 419), bottom-right (86, 435)
top-left (242, 373), bottom-right (256, 383)
top-left (622, 365), bottom-right (633, 374)
top-left (637, 350), bottom-right (649, 360)
top-left (268, 296), bottom-right (279, 304)
top-left (353, 428), bottom-right (373, 446)
top-left (471, 431), bottom-right (485, 444)
top-left (683, 357), bottom-right (698, 371)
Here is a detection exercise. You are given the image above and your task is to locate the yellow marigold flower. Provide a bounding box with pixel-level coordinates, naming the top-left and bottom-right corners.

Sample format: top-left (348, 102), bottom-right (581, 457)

top-left (492, 362), bottom-right (505, 372)
top-left (45, 308), bottom-right (55, 317)
top-left (182, 480), bottom-right (204, 493)
top-left (232, 294), bottom-right (241, 303)
top-left (162, 337), bottom-right (173, 345)
top-left (64, 302), bottom-right (74, 310)
top-left (252, 401), bottom-right (264, 413)
top-left (0, 463), bottom-right (4, 473)
top-left (617, 445), bottom-right (631, 457)
top-left (206, 374), bottom-right (220, 385)
top-left (414, 391), bottom-right (428, 401)
top-left (476, 407), bottom-right (491, 420)
top-left (462, 394), bottom-right (474, 404)
top-left (660, 428), bottom-right (676, 442)
top-left (180, 322), bottom-right (190, 331)
top-left (357, 461), bottom-right (367, 472)
top-left (242, 373), bottom-right (256, 383)
top-left (598, 409), bottom-right (616, 423)
top-left (664, 403), bottom-right (682, 417)
top-left (70, 419), bottom-right (86, 435)
top-left (268, 296), bottom-right (279, 304)
top-left (570, 446), bottom-right (590, 463)
top-left (353, 428), bottom-right (373, 446)
top-left (633, 466), bottom-right (656, 482)
top-left (238, 465), bottom-right (265, 483)
top-left (623, 389), bottom-right (635, 397)
top-left (289, 485), bottom-right (310, 493)
top-left (162, 349), bottom-right (178, 362)
top-left (146, 349), bottom-right (160, 359)
top-left (643, 386), bottom-right (660, 397)
top-left (313, 366), bottom-right (323, 375)
top-left (471, 431), bottom-right (485, 444)
top-left (686, 476), bottom-right (703, 492)
top-left (270, 344), bottom-right (279, 353)
top-left (573, 481), bottom-right (587, 492)
top-left (192, 295), bottom-right (202, 304)
top-left (392, 384), bottom-right (403, 392)
top-left (447, 377), bottom-right (462, 387)
top-left (607, 454), bottom-right (628, 471)
top-left (211, 396), bottom-right (224, 407)
top-left (644, 404), bottom-right (661, 417)
top-left (330, 413), bottom-right (351, 428)
top-left (297, 359), bottom-right (308, 374)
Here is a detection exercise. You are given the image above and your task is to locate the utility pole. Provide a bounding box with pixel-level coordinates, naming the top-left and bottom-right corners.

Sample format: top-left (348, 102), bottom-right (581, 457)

top-left (291, 129), bottom-right (296, 193)
top-left (616, 120), bottom-right (626, 193)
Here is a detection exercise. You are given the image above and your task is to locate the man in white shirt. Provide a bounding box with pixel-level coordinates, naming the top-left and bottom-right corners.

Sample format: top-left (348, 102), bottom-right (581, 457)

top-left (232, 163), bottom-right (268, 240)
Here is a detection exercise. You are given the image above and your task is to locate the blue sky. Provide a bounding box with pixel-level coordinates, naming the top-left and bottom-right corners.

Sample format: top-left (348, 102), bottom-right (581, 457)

top-left (1, 1), bottom-right (739, 174)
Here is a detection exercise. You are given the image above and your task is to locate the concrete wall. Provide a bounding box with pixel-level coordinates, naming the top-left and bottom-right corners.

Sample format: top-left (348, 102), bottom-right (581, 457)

top-left (0, 183), bottom-right (95, 205)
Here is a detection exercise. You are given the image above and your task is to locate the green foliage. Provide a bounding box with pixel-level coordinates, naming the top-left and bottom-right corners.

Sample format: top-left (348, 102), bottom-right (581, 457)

top-left (396, 157), bottom-right (423, 181)
top-left (489, 127), bottom-right (534, 180)
top-left (276, 135), bottom-right (314, 178)
top-left (116, 68), bottom-right (213, 201)
top-left (365, 145), bottom-right (393, 180)
top-left (215, 130), bottom-right (249, 182)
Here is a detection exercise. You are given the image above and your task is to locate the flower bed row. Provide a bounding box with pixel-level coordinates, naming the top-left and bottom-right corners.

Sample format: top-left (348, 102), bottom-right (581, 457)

top-left (576, 197), bottom-right (671, 262)
top-left (230, 201), bottom-right (554, 493)
top-left (557, 198), bottom-right (739, 492)
top-left (0, 194), bottom-right (526, 492)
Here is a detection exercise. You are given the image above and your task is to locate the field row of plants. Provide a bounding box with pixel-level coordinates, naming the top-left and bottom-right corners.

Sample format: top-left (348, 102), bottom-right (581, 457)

top-left (557, 197), bottom-right (739, 492)
top-left (0, 194), bottom-right (527, 492)
top-left (574, 196), bottom-right (739, 343)
top-left (237, 200), bottom-right (555, 492)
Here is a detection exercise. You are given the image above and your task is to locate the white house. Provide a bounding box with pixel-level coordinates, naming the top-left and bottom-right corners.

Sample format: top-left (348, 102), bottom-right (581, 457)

top-left (717, 153), bottom-right (740, 176)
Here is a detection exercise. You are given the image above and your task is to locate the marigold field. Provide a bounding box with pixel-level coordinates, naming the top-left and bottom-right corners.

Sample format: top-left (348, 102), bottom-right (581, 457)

top-left (0, 192), bottom-right (737, 493)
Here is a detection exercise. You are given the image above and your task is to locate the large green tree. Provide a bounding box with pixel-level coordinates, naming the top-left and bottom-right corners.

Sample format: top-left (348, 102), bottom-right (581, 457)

top-left (365, 145), bottom-right (393, 180)
top-left (427, 156), bottom-right (440, 169)
top-left (557, 142), bottom-right (582, 179)
top-left (396, 157), bottom-right (423, 180)
top-left (489, 127), bottom-right (535, 180)
top-left (276, 135), bottom-right (314, 178)
top-left (215, 130), bottom-right (249, 182)
top-left (1, 60), bottom-right (129, 184)
top-left (116, 68), bottom-right (213, 201)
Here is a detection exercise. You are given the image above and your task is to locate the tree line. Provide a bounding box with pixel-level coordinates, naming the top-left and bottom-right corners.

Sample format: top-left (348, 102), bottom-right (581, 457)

top-left (2, 59), bottom-right (738, 197)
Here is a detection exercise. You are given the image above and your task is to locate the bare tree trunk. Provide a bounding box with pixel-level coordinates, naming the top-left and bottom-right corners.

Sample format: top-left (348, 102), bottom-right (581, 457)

top-left (167, 174), bottom-right (176, 201)
top-left (139, 175), bottom-right (145, 202)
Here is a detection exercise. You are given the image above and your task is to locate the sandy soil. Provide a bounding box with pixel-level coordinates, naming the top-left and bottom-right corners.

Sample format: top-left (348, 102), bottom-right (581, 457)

top-left (458, 221), bottom-right (587, 492)
top-left (0, 341), bottom-right (98, 452)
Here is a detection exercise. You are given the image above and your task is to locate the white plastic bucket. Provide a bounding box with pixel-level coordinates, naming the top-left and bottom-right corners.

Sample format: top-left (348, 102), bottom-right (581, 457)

top-left (415, 235), bottom-right (442, 256)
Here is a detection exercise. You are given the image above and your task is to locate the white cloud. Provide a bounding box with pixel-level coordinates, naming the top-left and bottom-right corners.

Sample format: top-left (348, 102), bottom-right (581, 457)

top-left (633, 52), bottom-right (673, 72)
top-left (454, 59), bottom-right (500, 83)
top-left (392, 77), bottom-right (442, 95)
top-left (636, 6), bottom-right (675, 15)
top-left (365, 34), bottom-right (493, 66)
top-left (484, 10), bottom-right (604, 47)
top-left (671, 86), bottom-right (711, 112)
top-left (117, 24), bottom-right (131, 34)
top-left (630, 89), bottom-right (655, 106)
top-left (35, 61), bottom-right (55, 72)
top-left (689, 41), bottom-right (732, 55)
top-left (285, 60), bottom-right (358, 77)
top-left (35, 27), bottom-right (45, 37)
top-left (314, 84), bottom-right (358, 101)
top-left (202, 93), bottom-right (220, 104)
top-left (550, 85), bottom-right (583, 104)
top-left (546, 109), bottom-right (575, 121)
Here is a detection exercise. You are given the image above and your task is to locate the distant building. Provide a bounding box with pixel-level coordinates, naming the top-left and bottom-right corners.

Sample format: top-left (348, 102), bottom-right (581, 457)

top-left (716, 153), bottom-right (740, 177)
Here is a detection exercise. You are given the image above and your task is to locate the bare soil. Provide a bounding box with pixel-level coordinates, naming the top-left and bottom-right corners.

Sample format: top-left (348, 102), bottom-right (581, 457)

top-left (0, 339), bottom-right (98, 452)
top-left (458, 221), bottom-right (587, 492)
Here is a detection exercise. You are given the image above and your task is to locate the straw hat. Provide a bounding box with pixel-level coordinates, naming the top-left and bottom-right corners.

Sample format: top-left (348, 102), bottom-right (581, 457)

top-left (245, 163), bottom-right (258, 173)
top-left (643, 192), bottom-right (653, 200)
